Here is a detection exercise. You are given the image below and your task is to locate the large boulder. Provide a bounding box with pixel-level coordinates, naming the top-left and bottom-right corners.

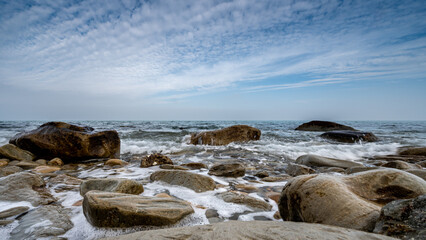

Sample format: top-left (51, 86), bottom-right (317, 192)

top-left (100, 221), bottom-right (396, 240)
top-left (0, 144), bottom-right (35, 161)
top-left (190, 125), bottom-right (261, 146)
top-left (140, 153), bottom-right (173, 168)
top-left (399, 147), bottom-right (426, 156)
top-left (320, 130), bottom-right (378, 143)
top-left (295, 121), bottom-right (356, 131)
top-left (0, 172), bottom-right (56, 206)
top-left (150, 170), bottom-right (216, 192)
top-left (9, 122), bottom-right (120, 161)
top-left (208, 162), bottom-right (245, 177)
top-left (374, 194), bottom-right (426, 239)
top-left (278, 169), bottom-right (426, 232)
top-left (80, 178), bottom-right (144, 196)
top-left (9, 205), bottom-right (73, 240)
top-left (83, 191), bottom-right (194, 227)
top-left (216, 191), bottom-right (272, 211)
top-left (296, 154), bottom-right (364, 169)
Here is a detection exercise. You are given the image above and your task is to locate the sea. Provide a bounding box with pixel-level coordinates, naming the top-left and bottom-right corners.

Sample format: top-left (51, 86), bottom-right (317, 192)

top-left (0, 120), bottom-right (425, 239)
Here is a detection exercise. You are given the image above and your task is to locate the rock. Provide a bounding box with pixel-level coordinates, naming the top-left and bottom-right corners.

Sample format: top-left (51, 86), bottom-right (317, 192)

top-left (150, 170), bottom-right (216, 192)
top-left (296, 154), bottom-right (364, 168)
top-left (372, 154), bottom-right (426, 164)
top-left (140, 153), bottom-right (173, 167)
top-left (80, 178), bottom-right (144, 196)
top-left (0, 144), bottom-right (35, 161)
top-left (0, 165), bottom-right (23, 177)
top-left (345, 166), bottom-right (380, 174)
top-left (9, 122), bottom-right (120, 161)
top-left (286, 163), bottom-right (316, 176)
top-left (181, 162), bottom-right (207, 169)
top-left (382, 160), bottom-right (421, 170)
top-left (48, 174), bottom-right (82, 186)
top-left (48, 157), bottom-right (64, 166)
top-left (405, 169), bottom-right (426, 181)
top-left (14, 161), bottom-right (40, 169)
top-left (105, 158), bottom-right (128, 167)
top-left (208, 163), bottom-right (245, 177)
top-left (234, 184), bottom-right (258, 193)
top-left (278, 169), bottom-right (426, 232)
top-left (295, 121), bottom-right (356, 131)
top-left (273, 211), bottom-right (281, 220)
top-left (374, 194), bottom-right (426, 239)
top-left (10, 205), bottom-right (73, 240)
top-left (0, 206), bottom-right (29, 219)
top-left (35, 159), bottom-right (47, 165)
top-left (160, 164), bottom-right (189, 170)
top-left (320, 130), bottom-right (378, 143)
top-left (254, 171), bottom-right (269, 178)
top-left (0, 219), bottom-right (14, 226)
top-left (33, 165), bottom-right (61, 174)
top-left (419, 160), bottom-right (426, 168)
top-left (0, 158), bottom-right (9, 167)
top-left (266, 192), bottom-right (281, 204)
top-left (205, 209), bottom-right (219, 218)
top-left (261, 176), bottom-right (292, 182)
top-left (0, 172), bottom-right (56, 206)
top-left (318, 167), bottom-right (346, 173)
top-left (83, 191), bottom-right (194, 227)
top-left (99, 220), bottom-right (396, 240)
top-left (155, 193), bottom-right (173, 198)
top-left (399, 147), bottom-right (426, 156)
top-left (217, 191), bottom-right (272, 211)
top-left (190, 125), bottom-right (261, 146)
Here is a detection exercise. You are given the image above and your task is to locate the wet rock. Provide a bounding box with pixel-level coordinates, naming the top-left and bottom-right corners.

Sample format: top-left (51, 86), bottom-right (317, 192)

top-left (33, 165), bottom-right (61, 174)
top-left (0, 144), bottom-right (35, 161)
top-left (399, 147), bottom-right (426, 156)
top-left (205, 209), bottom-right (219, 218)
top-left (190, 125), bottom-right (261, 146)
top-left (405, 169), bottom-right (426, 181)
top-left (208, 162), bottom-right (245, 177)
top-left (35, 159), bottom-right (47, 165)
top-left (100, 220), bottom-right (396, 240)
top-left (0, 206), bottom-right (29, 219)
top-left (418, 160), bottom-right (426, 168)
top-left (372, 154), bottom-right (426, 164)
top-left (296, 154), bottom-right (364, 169)
top-left (345, 166), bottom-right (380, 174)
top-left (261, 176), bottom-right (292, 182)
top-left (160, 164), bottom-right (189, 170)
top-left (155, 193), bottom-right (173, 198)
top-left (295, 121), bottom-right (356, 132)
top-left (80, 178), bottom-right (144, 196)
top-left (0, 158), bottom-right (9, 167)
top-left (10, 205), bottom-right (73, 240)
top-left (217, 191), bottom-right (272, 211)
top-left (181, 162), bottom-right (207, 169)
top-left (14, 161), bottom-right (40, 169)
top-left (273, 211), bottom-right (281, 219)
top-left (0, 219), bottom-right (14, 226)
top-left (320, 130), bottom-right (378, 143)
top-left (10, 122), bottom-right (120, 161)
top-left (279, 169), bottom-right (426, 232)
top-left (83, 191), bottom-right (194, 227)
top-left (0, 172), bottom-right (55, 206)
top-left (105, 158), bottom-right (128, 167)
top-left (0, 165), bottom-right (23, 177)
top-left (266, 192), bottom-right (281, 204)
top-left (382, 160), bottom-right (421, 170)
top-left (150, 170), bottom-right (216, 192)
top-left (48, 157), bottom-right (64, 166)
top-left (48, 174), bottom-right (82, 186)
top-left (286, 163), bottom-right (315, 176)
top-left (254, 171), bottom-right (269, 178)
top-left (374, 194), bottom-right (426, 239)
top-left (140, 153), bottom-right (173, 168)
top-left (317, 167), bottom-right (346, 174)
top-left (234, 184), bottom-right (258, 193)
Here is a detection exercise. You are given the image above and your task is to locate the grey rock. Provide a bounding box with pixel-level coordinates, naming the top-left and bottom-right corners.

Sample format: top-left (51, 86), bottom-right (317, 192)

top-left (296, 154), bottom-right (363, 169)
top-left (0, 165), bottom-right (23, 177)
top-left (0, 206), bottom-right (29, 219)
top-left (80, 178), bottom-right (144, 196)
top-left (216, 191), bottom-right (272, 211)
top-left (286, 163), bottom-right (315, 177)
top-left (151, 170), bottom-right (216, 192)
top-left (0, 144), bottom-right (35, 161)
top-left (405, 169), bottom-right (426, 181)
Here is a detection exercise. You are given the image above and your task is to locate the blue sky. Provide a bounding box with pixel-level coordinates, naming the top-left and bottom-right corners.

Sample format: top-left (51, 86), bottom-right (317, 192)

top-left (0, 0), bottom-right (425, 120)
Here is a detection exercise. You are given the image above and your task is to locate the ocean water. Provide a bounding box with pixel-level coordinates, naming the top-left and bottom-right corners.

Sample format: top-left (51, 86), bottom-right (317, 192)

top-left (0, 120), bottom-right (426, 239)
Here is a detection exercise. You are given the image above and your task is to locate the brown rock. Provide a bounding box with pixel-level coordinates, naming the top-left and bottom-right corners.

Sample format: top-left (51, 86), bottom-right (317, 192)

top-left (0, 206), bottom-right (29, 219)
top-left (382, 160), bottom-right (421, 170)
top-left (155, 193), bottom-right (173, 198)
top-left (15, 161), bottom-right (41, 169)
top-left (235, 184), bottom-right (258, 193)
top-left (80, 178), bottom-right (144, 196)
top-left (0, 165), bottom-right (23, 177)
top-left (266, 192), bottom-right (281, 204)
top-left (181, 162), bottom-right (208, 169)
top-left (150, 170), bottom-right (216, 192)
top-left (295, 121), bottom-right (356, 131)
top-left (48, 157), bottom-right (64, 166)
top-left (405, 169), bottom-right (426, 180)
top-left (33, 165), bottom-right (61, 174)
top-left (216, 191), bottom-right (272, 211)
top-left (320, 130), bottom-right (378, 143)
top-left (0, 159), bottom-right (9, 167)
top-left (208, 163), bottom-right (245, 177)
top-left (190, 125), bottom-right (261, 146)
top-left (286, 163), bottom-right (315, 176)
top-left (261, 176), bottom-right (292, 182)
top-left (140, 153), bottom-right (173, 168)
top-left (9, 122), bottom-right (120, 161)
top-left (345, 166), bottom-right (380, 174)
top-left (35, 159), bottom-right (47, 165)
top-left (273, 211), bottom-right (281, 220)
top-left (105, 158), bottom-right (128, 167)
top-left (83, 191), bottom-right (194, 227)
top-left (160, 164), bottom-right (188, 170)
top-left (0, 144), bottom-right (35, 161)
top-left (399, 147), bottom-right (426, 156)
top-left (254, 171), bottom-right (269, 178)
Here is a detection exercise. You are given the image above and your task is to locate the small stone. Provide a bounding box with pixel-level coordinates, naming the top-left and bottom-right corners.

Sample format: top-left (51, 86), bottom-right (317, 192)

top-left (382, 160), bottom-right (420, 170)
top-left (286, 163), bottom-right (315, 177)
top-left (345, 166), bottom-right (380, 174)
top-left (140, 153), bottom-right (173, 168)
top-left (104, 158), bottom-right (127, 167)
top-left (33, 165), bottom-right (61, 174)
top-left (72, 200), bottom-right (83, 206)
top-left (48, 158), bottom-right (64, 166)
top-left (399, 147), bottom-right (426, 156)
top-left (205, 209), bottom-right (219, 218)
top-left (273, 211), bottom-right (281, 220)
top-left (234, 184), bottom-right (258, 193)
top-left (15, 161), bottom-right (40, 170)
top-left (0, 219), bottom-right (14, 226)
top-left (216, 191), bottom-right (272, 211)
top-left (0, 159), bottom-right (9, 167)
top-left (0, 165), bottom-right (23, 177)
top-left (266, 192), bottom-right (281, 204)
top-left (254, 171), bottom-right (269, 178)
top-left (261, 176), bottom-right (291, 182)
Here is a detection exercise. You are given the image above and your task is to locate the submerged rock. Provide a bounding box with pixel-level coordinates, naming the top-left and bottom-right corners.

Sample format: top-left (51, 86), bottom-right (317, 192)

top-left (100, 221), bottom-right (396, 240)
top-left (10, 205), bottom-right (73, 240)
top-left (278, 169), bottom-right (426, 232)
top-left (320, 130), bottom-right (378, 143)
top-left (216, 191), bottom-right (272, 211)
top-left (140, 153), bottom-right (173, 168)
top-left (150, 170), bottom-right (216, 192)
top-left (9, 122), bottom-right (120, 161)
top-left (190, 125), bottom-right (261, 146)
top-left (295, 121), bottom-right (356, 131)
top-left (399, 147), bottom-right (426, 156)
top-left (374, 194), bottom-right (426, 239)
top-left (83, 191), bottom-right (194, 227)
top-left (0, 144), bottom-right (35, 161)
top-left (80, 178), bottom-right (144, 196)
top-left (296, 154), bottom-right (364, 169)
top-left (208, 162), bottom-right (245, 177)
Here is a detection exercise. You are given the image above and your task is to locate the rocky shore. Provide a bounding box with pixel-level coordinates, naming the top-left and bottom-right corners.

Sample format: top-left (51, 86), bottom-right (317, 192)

top-left (0, 121), bottom-right (425, 240)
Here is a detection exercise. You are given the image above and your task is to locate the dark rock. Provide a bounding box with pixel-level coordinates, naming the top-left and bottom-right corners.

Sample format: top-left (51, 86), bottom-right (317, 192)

top-left (151, 170), bottom-right (216, 192)
top-left (140, 153), bottom-right (173, 168)
top-left (80, 178), bottom-right (144, 196)
top-left (254, 171), bottom-right (269, 178)
top-left (399, 147), bottom-right (426, 156)
top-left (83, 191), bottom-right (194, 227)
top-left (160, 164), bottom-right (188, 170)
top-left (10, 122), bottom-right (120, 161)
top-left (0, 144), bottom-right (35, 161)
top-left (261, 176), bottom-right (292, 182)
top-left (190, 125), bottom-right (261, 146)
top-left (0, 219), bottom-right (14, 226)
top-left (286, 163), bottom-right (315, 177)
top-left (320, 130), bottom-right (378, 143)
top-left (295, 121), bottom-right (356, 132)
top-left (181, 162), bottom-right (207, 169)
top-left (208, 163), bottom-right (245, 177)
top-left (374, 195), bottom-right (426, 239)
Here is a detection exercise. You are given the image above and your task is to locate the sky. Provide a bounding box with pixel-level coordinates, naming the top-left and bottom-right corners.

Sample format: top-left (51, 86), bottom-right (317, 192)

top-left (0, 0), bottom-right (425, 121)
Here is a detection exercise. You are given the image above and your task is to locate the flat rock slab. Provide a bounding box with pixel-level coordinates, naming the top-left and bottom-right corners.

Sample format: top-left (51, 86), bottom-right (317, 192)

top-left (80, 178), bottom-right (144, 196)
top-left (0, 144), bottom-right (35, 161)
top-left (296, 154), bottom-right (364, 169)
top-left (100, 221), bottom-right (396, 240)
top-left (216, 192), bottom-right (272, 211)
top-left (190, 125), bottom-right (261, 146)
top-left (295, 121), bottom-right (356, 131)
top-left (151, 170), bottom-right (216, 192)
top-left (83, 191), bottom-right (194, 227)
top-left (321, 130), bottom-right (378, 143)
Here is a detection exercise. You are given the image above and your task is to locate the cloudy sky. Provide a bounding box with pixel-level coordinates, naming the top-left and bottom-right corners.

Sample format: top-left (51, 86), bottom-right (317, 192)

top-left (0, 0), bottom-right (425, 120)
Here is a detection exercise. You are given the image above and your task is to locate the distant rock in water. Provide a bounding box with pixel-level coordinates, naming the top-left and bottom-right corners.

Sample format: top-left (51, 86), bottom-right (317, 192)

top-left (9, 122), bottom-right (120, 162)
top-left (190, 125), bottom-right (261, 146)
top-left (320, 130), bottom-right (378, 143)
top-left (295, 121), bottom-right (356, 131)
top-left (399, 147), bottom-right (426, 156)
